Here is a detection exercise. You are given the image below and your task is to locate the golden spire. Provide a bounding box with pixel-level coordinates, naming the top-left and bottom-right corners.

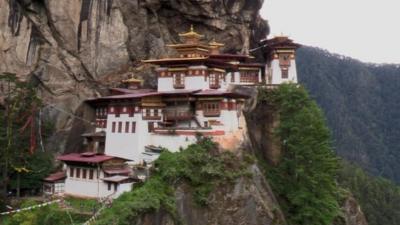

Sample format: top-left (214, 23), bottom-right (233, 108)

top-left (179, 24), bottom-right (204, 38)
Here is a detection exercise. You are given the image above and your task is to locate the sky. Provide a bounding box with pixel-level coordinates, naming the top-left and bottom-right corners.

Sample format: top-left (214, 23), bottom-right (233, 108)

top-left (260, 0), bottom-right (400, 64)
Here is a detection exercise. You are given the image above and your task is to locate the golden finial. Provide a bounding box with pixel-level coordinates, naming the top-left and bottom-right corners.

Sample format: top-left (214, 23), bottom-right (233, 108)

top-left (209, 38), bottom-right (224, 47)
top-left (179, 25), bottom-right (204, 38)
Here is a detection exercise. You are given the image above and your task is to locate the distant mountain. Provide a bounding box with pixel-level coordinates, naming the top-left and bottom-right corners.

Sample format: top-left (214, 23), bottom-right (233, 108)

top-left (297, 46), bottom-right (400, 183)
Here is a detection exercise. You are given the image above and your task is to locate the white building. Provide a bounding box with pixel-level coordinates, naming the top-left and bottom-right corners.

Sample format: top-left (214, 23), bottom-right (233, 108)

top-left (261, 36), bottom-right (301, 85)
top-left (48, 26), bottom-right (300, 199)
top-left (56, 152), bottom-right (134, 199)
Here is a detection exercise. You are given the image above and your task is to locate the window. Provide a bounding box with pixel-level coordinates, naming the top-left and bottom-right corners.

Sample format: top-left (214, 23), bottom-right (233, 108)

top-left (70, 167), bottom-right (74, 177)
top-left (148, 122), bottom-right (154, 132)
top-left (118, 122), bottom-right (122, 133)
top-left (76, 168), bottom-right (81, 178)
top-left (115, 107), bottom-right (120, 117)
top-left (240, 71), bottom-right (258, 83)
top-left (154, 109), bottom-right (158, 117)
top-left (82, 169), bottom-right (87, 179)
top-left (89, 169), bottom-right (94, 180)
top-left (112, 122), bottom-right (116, 133)
top-left (107, 183), bottom-right (111, 191)
top-left (281, 68), bottom-right (289, 79)
top-left (204, 121), bottom-right (208, 127)
top-left (128, 107), bottom-right (134, 117)
top-left (145, 109), bottom-right (151, 117)
top-left (131, 122), bottom-right (136, 133)
top-left (114, 183), bottom-right (118, 191)
top-left (209, 73), bottom-right (219, 88)
top-left (203, 102), bottom-right (220, 117)
top-left (279, 54), bottom-right (291, 67)
top-left (125, 122), bottom-right (130, 133)
top-left (173, 73), bottom-right (185, 88)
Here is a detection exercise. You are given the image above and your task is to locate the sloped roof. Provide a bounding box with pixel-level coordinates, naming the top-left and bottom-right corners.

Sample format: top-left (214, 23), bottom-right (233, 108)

top-left (57, 153), bottom-right (128, 163)
top-left (43, 171), bottom-right (66, 182)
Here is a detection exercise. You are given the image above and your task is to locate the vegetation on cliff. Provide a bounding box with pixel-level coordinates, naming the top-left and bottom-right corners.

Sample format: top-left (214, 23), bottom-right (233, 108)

top-left (338, 161), bottom-right (400, 225)
top-left (297, 46), bottom-right (400, 184)
top-left (95, 137), bottom-right (251, 225)
top-left (258, 84), bottom-right (341, 225)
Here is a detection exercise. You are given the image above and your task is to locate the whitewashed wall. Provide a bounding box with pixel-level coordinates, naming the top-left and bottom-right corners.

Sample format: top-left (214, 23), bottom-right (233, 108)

top-left (269, 59), bottom-right (298, 84)
top-left (105, 111), bottom-right (162, 162)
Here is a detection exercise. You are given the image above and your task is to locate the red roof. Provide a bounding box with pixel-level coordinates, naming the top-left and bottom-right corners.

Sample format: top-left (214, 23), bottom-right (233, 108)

top-left (194, 90), bottom-right (249, 98)
top-left (103, 168), bottom-right (131, 175)
top-left (44, 171), bottom-right (66, 182)
top-left (57, 153), bottom-right (125, 163)
top-left (87, 89), bottom-right (202, 102)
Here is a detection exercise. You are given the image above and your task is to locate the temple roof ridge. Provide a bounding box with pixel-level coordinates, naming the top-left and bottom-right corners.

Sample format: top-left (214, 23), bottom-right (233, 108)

top-left (178, 24), bottom-right (204, 38)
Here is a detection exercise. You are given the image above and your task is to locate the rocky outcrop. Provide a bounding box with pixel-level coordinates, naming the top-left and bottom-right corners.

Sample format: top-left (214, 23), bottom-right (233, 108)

top-left (244, 90), bottom-right (282, 165)
top-left (0, 0), bottom-right (268, 153)
top-left (135, 165), bottom-right (286, 225)
top-left (341, 196), bottom-right (368, 225)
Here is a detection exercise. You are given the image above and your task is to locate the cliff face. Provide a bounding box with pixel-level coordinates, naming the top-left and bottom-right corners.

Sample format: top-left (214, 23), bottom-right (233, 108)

top-left (0, 0), bottom-right (268, 152)
top-left (136, 165), bottom-right (286, 225)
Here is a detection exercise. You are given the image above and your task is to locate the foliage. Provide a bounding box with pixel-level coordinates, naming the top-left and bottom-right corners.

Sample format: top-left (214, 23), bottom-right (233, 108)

top-left (337, 161), bottom-right (400, 225)
top-left (8, 152), bottom-right (54, 192)
top-left (297, 47), bottom-right (400, 183)
top-left (0, 73), bottom-right (54, 198)
top-left (64, 196), bottom-right (102, 213)
top-left (95, 137), bottom-right (251, 225)
top-left (259, 84), bottom-right (340, 225)
top-left (2, 199), bottom-right (89, 225)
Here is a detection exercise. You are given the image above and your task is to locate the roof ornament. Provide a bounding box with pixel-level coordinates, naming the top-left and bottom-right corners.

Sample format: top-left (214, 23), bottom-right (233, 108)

top-left (178, 24), bottom-right (204, 39)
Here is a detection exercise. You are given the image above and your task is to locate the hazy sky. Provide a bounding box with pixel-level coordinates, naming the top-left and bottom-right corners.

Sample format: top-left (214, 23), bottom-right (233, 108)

top-left (260, 0), bottom-right (400, 64)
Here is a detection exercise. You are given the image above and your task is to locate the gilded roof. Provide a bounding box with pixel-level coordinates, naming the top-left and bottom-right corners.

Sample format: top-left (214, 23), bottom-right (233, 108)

top-left (178, 25), bottom-right (204, 38)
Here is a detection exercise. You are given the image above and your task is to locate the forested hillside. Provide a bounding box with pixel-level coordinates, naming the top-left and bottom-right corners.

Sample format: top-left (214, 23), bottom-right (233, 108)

top-left (297, 46), bottom-right (400, 183)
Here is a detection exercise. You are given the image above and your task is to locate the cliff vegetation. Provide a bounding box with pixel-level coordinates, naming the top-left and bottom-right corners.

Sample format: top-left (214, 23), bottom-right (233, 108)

top-left (258, 84), bottom-right (341, 225)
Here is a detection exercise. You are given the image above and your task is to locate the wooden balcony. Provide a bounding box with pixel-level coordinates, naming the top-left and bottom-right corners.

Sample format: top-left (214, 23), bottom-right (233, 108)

top-left (164, 111), bottom-right (193, 121)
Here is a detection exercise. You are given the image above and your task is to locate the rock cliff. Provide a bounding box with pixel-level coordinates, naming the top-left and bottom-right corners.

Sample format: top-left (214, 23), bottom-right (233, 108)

top-left (135, 165), bottom-right (286, 225)
top-left (0, 0), bottom-right (268, 152)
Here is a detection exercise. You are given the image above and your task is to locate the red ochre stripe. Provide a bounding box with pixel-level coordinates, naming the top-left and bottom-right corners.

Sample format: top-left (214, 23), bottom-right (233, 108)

top-left (153, 130), bottom-right (225, 136)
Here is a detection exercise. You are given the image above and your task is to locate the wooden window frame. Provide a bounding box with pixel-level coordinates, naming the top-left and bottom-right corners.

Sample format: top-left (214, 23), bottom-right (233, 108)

top-left (118, 122), bottom-right (122, 133)
top-left (112, 122), bottom-right (116, 133)
top-left (76, 168), bottom-right (81, 178)
top-left (209, 73), bottom-right (220, 89)
top-left (131, 122), bottom-right (136, 133)
top-left (70, 167), bottom-right (74, 177)
top-left (240, 71), bottom-right (258, 83)
top-left (82, 169), bottom-right (87, 179)
top-left (281, 67), bottom-right (289, 79)
top-left (203, 102), bottom-right (221, 117)
top-left (89, 169), bottom-right (94, 180)
top-left (148, 122), bottom-right (155, 133)
top-left (173, 73), bottom-right (185, 89)
top-left (125, 121), bottom-right (130, 133)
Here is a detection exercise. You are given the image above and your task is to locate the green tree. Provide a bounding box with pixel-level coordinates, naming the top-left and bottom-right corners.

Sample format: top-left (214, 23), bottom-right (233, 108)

top-left (0, 73), bottom-right (52, 199)
top-left (338, 161), bottom-right (400, 225)
top-left (259, 84), bottom-right (340, 225)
